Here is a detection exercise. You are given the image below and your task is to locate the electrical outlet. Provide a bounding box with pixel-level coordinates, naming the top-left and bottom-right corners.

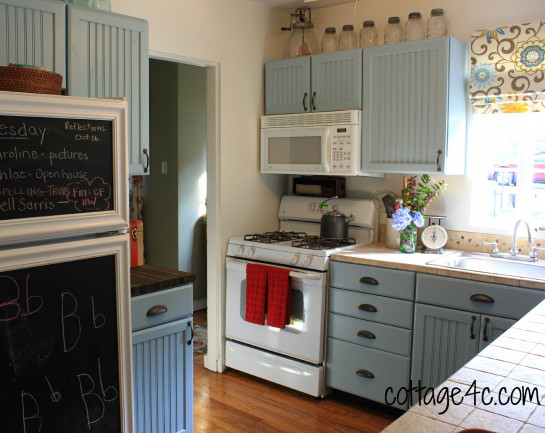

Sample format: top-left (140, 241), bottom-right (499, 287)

top-left (161, 161), bottom-right (168, 174)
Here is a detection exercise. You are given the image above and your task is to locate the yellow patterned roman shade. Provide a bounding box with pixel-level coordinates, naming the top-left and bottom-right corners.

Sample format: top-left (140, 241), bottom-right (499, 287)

top-left (470, 20), bottom-right (545, 113)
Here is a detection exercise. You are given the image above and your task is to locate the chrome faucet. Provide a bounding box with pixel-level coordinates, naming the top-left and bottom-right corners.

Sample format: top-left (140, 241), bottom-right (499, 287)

top-left (510, 219), bottom-right (533, 256)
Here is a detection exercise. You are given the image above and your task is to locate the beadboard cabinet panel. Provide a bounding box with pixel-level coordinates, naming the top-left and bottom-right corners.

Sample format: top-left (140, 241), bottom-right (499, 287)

top-left (132, 318), bottom-right (193, 433)
top-left (311, 49), bottom-right (362, 112)
top-left (67, 5), bottom-right (149, 175)
top-left (0, 0), bottom-right (66, 86)
top-left (411, 304), bottom-right (480, 392)
top-left (265, 57), bottom-right (311, 115)
top-left (362, 37), bottom-right (467, 174)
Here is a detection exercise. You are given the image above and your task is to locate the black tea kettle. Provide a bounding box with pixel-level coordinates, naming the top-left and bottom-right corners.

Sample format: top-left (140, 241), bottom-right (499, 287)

top-left (319, 197), bottom-right (354, 239)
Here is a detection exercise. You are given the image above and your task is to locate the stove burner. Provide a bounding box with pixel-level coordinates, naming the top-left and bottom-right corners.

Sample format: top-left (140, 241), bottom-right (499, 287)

top-left (291, 237), bottom-right (356, 250)
top-left (244, 231), bottom-right (307, 244)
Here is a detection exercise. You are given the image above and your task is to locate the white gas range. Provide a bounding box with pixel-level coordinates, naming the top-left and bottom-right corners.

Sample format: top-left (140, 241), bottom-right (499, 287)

top-left (225, 195), bottom-right (377, 397)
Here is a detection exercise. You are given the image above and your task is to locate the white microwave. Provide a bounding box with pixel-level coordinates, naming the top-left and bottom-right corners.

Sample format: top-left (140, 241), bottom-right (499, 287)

top-left (261, 110), bottom-right (362, 176)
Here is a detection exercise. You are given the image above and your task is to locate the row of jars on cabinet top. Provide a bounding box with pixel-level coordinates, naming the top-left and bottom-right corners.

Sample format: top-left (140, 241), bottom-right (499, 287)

top-left (321, 9), bottom-right (448, 54)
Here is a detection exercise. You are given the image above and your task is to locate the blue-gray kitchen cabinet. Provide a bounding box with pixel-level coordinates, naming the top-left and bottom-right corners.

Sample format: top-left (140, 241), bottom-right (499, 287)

top-left (265, 50), bottom-right (362, 115)
top-left (265, 57), bottom-right (311, 115)
top-left (67, 4), bottom-right (149, 175)
top-left (411, 303), bottom-right (480, 394)
top-left (310, 49), bottom-right (362, 112)
top-left (132, 318), bottom-right (193, 433)
top-left (0, 0), bottom-right (66, 86)
top-left (361, 37), bottom-right (467, 174)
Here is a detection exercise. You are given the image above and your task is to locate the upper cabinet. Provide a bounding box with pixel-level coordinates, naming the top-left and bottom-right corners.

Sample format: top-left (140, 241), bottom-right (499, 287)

top-left (361, 37), bottom-right (467, 174)
top-left (265, 49), bottom-right (362, 115)
top-left (0, 0), bottom-right (66, 86)
top-left (67, 5), bottom-right (149, 175)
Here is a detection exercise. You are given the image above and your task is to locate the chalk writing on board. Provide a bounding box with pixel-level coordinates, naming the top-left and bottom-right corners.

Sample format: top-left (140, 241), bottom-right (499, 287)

top-left (21, 390), bottom-right (42, 433)
top-left (0, 274), bottom-right (43, 323)
top-left (0, 115), bottom-right (114, 220)
top-left (91, 296), bottom-right (106, 329)
top-left (44, 377), bottom-right (61, 404)
top-left (61, 291), bottom-right (81, 353)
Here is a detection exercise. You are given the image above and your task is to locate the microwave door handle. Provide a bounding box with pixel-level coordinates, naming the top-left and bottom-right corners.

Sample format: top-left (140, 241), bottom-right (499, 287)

top-left (322, 128), bottom-right (331, 173)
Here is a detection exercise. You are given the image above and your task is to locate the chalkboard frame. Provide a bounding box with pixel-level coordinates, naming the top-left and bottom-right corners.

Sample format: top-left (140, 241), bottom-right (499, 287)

top-left (0, 91), bottom-right (129, 246)
top-left (0, 233), bottom-right (133, 433)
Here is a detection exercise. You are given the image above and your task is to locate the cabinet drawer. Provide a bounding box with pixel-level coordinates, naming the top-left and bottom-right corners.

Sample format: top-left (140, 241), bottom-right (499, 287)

top-left (329, 288), bottom-right (413, 329)
top-left (131, 284), bottom-right (193, 331)
top-left (416, 274), bottom-right (545, 319)
top-left (326, 338), bottom-right (410, 410)
top-left (330, 261), bottom-right (415, 300)
top-left (328, 313), bottom-right (412, 356)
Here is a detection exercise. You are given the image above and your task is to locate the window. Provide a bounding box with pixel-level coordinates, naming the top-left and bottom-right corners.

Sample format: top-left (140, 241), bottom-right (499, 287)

top-left (469, 112), bottom-right (545, 227)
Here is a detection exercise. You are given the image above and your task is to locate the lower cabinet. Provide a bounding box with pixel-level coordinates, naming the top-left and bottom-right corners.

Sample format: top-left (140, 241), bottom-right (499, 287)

top-left (132, 317), bottom-right (193, 433)
top-left (411, 304), bottom-right (518, 392)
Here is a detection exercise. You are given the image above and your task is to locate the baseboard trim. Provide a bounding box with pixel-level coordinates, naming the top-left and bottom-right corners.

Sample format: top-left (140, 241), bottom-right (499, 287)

top-left (194, 298), bottom-right (207, 312)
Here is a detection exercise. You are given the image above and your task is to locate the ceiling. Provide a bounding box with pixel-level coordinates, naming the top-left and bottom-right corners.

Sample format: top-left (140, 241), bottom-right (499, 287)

top-left (252, 0), bottom-right (354, 11)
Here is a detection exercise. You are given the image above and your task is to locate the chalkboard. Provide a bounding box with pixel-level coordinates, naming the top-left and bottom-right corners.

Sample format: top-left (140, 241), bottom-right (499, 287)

top-left (0, 115), bottom-right (114, 220)
top-left (0, 255), bottom-right (121, 433)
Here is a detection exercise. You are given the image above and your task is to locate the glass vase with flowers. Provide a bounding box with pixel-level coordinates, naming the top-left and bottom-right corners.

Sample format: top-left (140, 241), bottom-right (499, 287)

top-left (392, 174), bottom-right (448, 253)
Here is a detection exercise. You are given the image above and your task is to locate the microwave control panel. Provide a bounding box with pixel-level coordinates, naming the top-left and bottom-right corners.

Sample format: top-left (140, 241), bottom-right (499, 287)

top-left (331, 126), bottom-right (355, 173)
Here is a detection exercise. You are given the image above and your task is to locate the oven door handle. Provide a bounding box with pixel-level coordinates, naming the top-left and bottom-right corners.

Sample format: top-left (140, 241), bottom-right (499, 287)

top-left (226, 258), bottom-right (323, 281)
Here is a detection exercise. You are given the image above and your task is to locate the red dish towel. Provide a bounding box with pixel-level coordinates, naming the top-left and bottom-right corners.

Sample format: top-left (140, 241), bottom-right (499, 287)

top-left (266, 266), bottom-right (291, 329)
top-left (245, 264), bottom-right (268, 325)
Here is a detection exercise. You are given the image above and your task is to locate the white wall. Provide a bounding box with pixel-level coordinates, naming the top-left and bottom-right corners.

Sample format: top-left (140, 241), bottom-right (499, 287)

top-left (309, 0), bottom-right (545, 236)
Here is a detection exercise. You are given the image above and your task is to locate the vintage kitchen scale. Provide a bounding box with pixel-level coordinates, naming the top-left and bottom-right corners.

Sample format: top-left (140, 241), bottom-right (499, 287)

top-left (421, 215), bottom-right (448, 254)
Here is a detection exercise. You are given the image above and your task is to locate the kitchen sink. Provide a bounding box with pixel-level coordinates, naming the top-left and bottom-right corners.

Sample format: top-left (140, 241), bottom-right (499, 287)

top-left (427, 251), bottom-right (545, 280)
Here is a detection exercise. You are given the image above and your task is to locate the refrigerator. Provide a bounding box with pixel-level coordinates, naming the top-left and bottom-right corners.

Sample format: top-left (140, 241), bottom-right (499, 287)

top-left (0, 91), bottom-right (133, 433)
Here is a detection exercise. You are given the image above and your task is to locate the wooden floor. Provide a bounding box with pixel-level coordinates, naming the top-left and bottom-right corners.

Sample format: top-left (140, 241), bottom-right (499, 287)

top-left (192, 311), bottom-right (398, 433)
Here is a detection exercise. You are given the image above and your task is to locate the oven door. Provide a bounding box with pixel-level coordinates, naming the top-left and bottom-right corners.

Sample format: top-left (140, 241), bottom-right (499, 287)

top-left (261, 126), bottom-right (331, 174)
top-left (225, 257), bottom-right (327, 364)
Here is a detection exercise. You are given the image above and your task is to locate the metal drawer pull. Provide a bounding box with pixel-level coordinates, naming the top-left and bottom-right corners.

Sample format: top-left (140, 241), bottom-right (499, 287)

top-left (436, 149), bottom-right (442, 172)
top-left (303, 93), bottom-right (308, 111)
top-left (359, 277), bottom-right (379, 286)
top-left (146, 305), bottom-right (168, 316)
top-left (311, 91), bottom-right (317, 111)
top-left (357, 330), bottom-right (376, 339)
top-left (188, 321), bottom-right (194, 346)
top-left (143, 148), bottom-right (150, 173)
top-left (470, 316), bottom-right (476, 339)
top-left (358, 304), bottom-right (377, 313)
top-left (470, 294), bottom-right (495, 304)
top-left (356, 369), bottom-right (375, 379)
top-left (483, 317), bottom-right (490, 342)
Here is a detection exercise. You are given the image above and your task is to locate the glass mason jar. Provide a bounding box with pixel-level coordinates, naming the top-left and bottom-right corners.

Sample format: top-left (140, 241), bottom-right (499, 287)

top-left (405, 12), bottom-right (425, 41)
top-left (321, 27), bottom-right (339, 53)
top-left (92, 0), bottom-right (111, 11)
top-left (400, 222), bottom-right (417, 253)
top-left (287, 22), bottom-right (319, 58)
top-left (427, 8), bottom-right (448, 38)
top-left (69, 0), bottom-right (89, 6)
top-left (384, 17), bottom-right (403, 45)
top-left (359, 20), bottom-right (378, 48)
top-left (339, 24), bottom-right (358, 50)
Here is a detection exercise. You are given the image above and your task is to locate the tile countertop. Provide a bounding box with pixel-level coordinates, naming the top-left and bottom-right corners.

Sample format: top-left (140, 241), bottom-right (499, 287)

top-left (330, 244), bottom-right (545, 433)
top-left (331, 243), bottom-right (545, 290)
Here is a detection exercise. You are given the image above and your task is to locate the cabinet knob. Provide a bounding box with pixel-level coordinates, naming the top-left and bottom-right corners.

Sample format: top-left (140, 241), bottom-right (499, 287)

top-left (470, 294), bottom-right (495, 304)
top-left (146, 305), bottom-right (168, 316)
top-left (359, 276), bottom-right (378, 286)
top-left (356, 369), bottom-right (375, 379)
top-left (358, 304), bottom-right (377, 313)
top-left (357, 330), bottom-right (376, 339)
top-left (143, 148), bottom-right (150, 173)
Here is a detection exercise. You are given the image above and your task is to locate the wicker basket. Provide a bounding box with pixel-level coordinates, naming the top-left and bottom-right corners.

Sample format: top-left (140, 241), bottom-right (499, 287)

top-left (0, 65), bottom-right (63, 95)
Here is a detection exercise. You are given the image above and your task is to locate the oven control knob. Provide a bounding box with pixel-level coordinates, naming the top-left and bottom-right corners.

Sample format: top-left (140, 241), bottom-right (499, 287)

top-left (246, 247), bottom-right (255, 258)
top-left (302, 255), bottom-right (312, 267)
top-left (291, 254), bottom-right (300, 265)
top-left (237, 246), bottom-right (245, 256)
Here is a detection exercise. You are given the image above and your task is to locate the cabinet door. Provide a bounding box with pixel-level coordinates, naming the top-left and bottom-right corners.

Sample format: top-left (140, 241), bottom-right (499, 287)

top-left (0, 0), bottom-right (66, 86)
top-left (265, 57), bottom-right (311, 115)
top-left (411, 304), bottom-right (480, 393)
top-left (311, 49), bottom-right (362, 112)
top-left (479, 315), bottom-right (516, 351)
top-left (362, 38), bottom-right (448, 173)
top-left (132, 318), bottom-right (193, 433)
top-left (67, 5), bottom-right (149, 175)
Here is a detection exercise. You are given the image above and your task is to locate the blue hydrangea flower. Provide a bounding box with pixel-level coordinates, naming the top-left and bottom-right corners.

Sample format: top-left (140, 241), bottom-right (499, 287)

top-left (392, 207), bottom-right (412, 231)
top-left (411, 211), bottom-right (425, 228)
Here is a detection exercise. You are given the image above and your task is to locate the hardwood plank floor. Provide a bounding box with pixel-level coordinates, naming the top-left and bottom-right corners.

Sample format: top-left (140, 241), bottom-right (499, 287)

top-left (193, 353), bottom-right (398, 432)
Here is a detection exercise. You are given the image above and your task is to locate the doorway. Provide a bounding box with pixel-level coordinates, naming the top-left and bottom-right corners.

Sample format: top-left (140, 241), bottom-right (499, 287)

top-left (145, 51), bottom-right (221, 372)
